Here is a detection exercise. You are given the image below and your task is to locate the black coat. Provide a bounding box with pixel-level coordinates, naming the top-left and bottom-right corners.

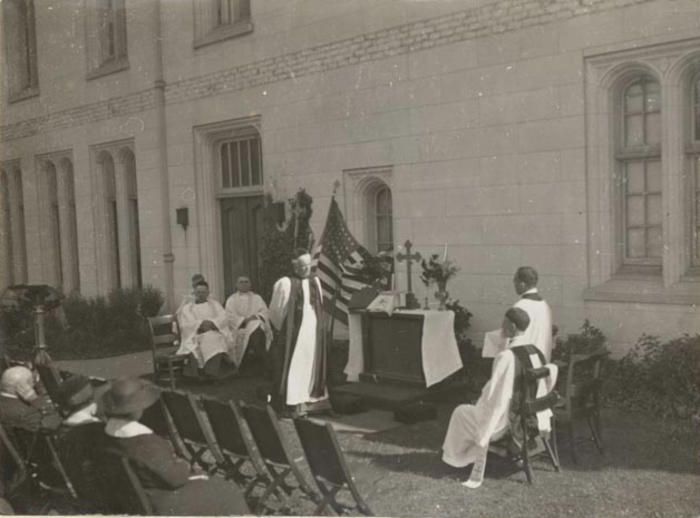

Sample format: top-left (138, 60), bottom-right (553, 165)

top-left (102, 432), bottom-right (249, 516)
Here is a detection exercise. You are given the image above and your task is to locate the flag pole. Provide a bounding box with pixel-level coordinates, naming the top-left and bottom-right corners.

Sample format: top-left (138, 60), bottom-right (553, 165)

top-left (326, 180), bottom-right (342, 345)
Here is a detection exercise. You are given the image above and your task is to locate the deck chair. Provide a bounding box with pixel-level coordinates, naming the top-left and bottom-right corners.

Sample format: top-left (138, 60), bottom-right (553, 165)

top-left (161, 390), bottom-right (216, 472)
top-left (147, 314), bottom-right (188, 390)
top-left (239, 402), bottom-right (320, 514)
top-left (199, 397), bottom-right (270, 498)
top-left (35, 363), bottom-right (65, 414)
top-left (0, 423), bottom-right (30, 503)
top-left (294, 418), bottom-right (373, 516)
top-left (554, 350), bottom-right (608, 463)
top-left (490, 345), bottom-right (560, 484)
top-left (140, 397), bottom-right (188, 459)
top-left (97, 450), bottom-right (154, 515)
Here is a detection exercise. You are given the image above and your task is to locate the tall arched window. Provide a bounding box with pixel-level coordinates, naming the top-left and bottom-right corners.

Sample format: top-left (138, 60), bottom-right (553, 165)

top-left (374, 185), bottom-right (394, 253)
top-left (59, 158), bottom-right (80, 292)
top-left (44, 161), bottom-right (63, 287)
top-left (691, 74), bottom-right (700, 267)
top-left (0, 170), bottom-right (12, 288)
top-left (123, 149), bottom-right (142, 287)
top-left (100, 151), bottom-right (121, 289)
top-left (617, 76), bottom-right (662, 267)
top-left (1, 165), bottom-right (28, 284)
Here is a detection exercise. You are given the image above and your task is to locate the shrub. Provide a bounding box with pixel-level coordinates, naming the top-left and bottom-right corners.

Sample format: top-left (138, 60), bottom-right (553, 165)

top-left (2, 286), bottom-right (165, 361)
top-left (607, 334), bottom-right (700, 419)
top-left (552, 319), bottom-right (608, 364)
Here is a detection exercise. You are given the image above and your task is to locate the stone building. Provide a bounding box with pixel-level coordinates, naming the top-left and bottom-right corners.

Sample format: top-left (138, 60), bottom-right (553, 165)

top-left (1, 0), bottom-right (699, 353)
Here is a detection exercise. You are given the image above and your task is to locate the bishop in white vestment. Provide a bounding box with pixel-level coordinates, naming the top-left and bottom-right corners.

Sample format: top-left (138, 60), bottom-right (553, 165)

top-left (224, 276), bottom-right (273, 371)
top-left (268, 251), bottom-right (330, 415)
top-left (512, 266), bottom-right (553, 361)
top-left (177, 281), bottom-right (235, 378)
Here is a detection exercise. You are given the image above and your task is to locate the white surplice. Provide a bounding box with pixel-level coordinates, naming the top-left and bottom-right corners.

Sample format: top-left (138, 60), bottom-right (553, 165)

top-left (224, 291), bottom-right (273, 366)
top-left (513, 288), bottom-right (553, 362)
top-left (442, 336), bottom-right (557, 469)
top-left (269, 277), bottom-right (327, 406)
top-left (176, 299), bottom-right (233, 368)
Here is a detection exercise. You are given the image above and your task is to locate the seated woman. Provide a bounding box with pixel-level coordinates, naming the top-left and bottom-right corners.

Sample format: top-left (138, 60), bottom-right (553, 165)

top-left (442, 307), bottom-right (557, 489)
top-left (98, 378), bottom-right (249, 516)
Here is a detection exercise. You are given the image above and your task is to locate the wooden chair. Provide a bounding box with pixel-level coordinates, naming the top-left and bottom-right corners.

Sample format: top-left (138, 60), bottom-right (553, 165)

top-left (98, 450), bottom-right (154, 515)
top-left (0, 423), bottom-right (31, 503)
top-left (293, 418), bottom-right (373, 516)
top-left (554, 350), bottom-right (608, 464)
top-left (139, 397), bottom-right (189, 460)
top-left (490, 345), bottom-right (561, 484)
top-left (161, 390), bottom-right (216, 472)
top-left (147, 314), bottom-right (188, 390)
top-left (199, 397), bottom-right (270, 499)
top-left (239, 402), bottom-right (320, 514)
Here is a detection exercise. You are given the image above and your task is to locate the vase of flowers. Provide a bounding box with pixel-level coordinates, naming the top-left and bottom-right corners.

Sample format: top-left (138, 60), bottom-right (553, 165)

top-left (420, 253), bottom-right (459, 311)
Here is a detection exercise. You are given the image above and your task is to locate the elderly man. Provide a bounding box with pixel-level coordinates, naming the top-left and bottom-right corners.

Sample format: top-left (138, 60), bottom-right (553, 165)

top-left (512, 266), bottom-right (553, 361)
top-left (0, 366), bottom-right (60, 432)
top-left (442, 307), bottom-right (557, 489)
top-left (224, 276), bottom-right (272, 376)
top-left (177, 280), bottom-right (236, 379)
top-left (268, 248), bottom-right (330, 416)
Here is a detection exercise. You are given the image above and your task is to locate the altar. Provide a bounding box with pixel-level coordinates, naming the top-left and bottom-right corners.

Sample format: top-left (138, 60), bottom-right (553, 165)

top-left (345, 309), bottom-right (463, 387)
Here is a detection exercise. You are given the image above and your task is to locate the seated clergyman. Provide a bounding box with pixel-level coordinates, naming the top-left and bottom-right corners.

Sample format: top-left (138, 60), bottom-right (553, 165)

top-left (224, 276), bottom-right (273, 376)
top-left (442, 307), bottom-right (557, 489)
top-left (176, 280), bottom-right (236, 379)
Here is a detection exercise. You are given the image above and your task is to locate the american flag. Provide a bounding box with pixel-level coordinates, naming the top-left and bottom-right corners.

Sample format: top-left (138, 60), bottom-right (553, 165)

top-left (312, 198), bottom-right (374, 325)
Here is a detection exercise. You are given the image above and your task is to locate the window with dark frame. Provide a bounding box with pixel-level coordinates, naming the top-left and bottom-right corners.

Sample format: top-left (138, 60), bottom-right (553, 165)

top-left (3, 0), bottom-right (39, 101)
top-left (219, 135), bottom-right (263, 189)
top-left (374, 185), bottom-right (394, 253)
top-left (194, 0), bottom-right (252, 48)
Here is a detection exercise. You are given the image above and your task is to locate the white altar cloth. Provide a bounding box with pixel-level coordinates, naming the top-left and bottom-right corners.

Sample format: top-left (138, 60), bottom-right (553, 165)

top-left (345, 309), bottom-right (463, 387)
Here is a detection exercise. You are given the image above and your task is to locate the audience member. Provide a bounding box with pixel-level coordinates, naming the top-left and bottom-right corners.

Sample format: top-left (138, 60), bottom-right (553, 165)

top-left (0, 366), bottom-right (60, 433)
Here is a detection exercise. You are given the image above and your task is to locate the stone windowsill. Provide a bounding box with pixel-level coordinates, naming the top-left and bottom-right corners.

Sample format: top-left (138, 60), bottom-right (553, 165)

top-left (86, 57), bottom-right (130, 81)
top-left (8, 86), bottom-right (39, 104)
top-left (583, 274), bottom-right (700, 306)
top-left (194, 21), bottom-right (254, 50)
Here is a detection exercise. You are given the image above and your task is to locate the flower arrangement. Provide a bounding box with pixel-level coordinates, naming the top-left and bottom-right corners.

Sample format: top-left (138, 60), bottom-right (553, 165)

top-left (420, 254), bottom-right (460, 288)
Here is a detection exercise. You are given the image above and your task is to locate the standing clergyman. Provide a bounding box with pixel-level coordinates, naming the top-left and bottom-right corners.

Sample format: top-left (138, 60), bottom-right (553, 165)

top-left (224, 276), bottom-right (273, 375)
top-left (268, 249), bottom-right (330, 416)
top-left (176, 280), bottom-right (236, 379)
top-left (512, 266), bottom-right (553, 362)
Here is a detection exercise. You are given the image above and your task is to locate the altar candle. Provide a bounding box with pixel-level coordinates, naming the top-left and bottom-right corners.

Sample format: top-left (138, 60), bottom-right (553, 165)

top-left (442, 244), bottom-right (448, 261)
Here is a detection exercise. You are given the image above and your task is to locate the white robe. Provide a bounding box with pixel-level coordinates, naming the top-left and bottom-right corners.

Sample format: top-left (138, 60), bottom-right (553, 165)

top-left (442, 338), bottom-right (557, 469)
top-left (513, 288), bottom-right (553, 362)
top-left (224, 291), bottom-right (273, 366)
top-left (269, 277), bottom-right (327, 406)
top-left (176, 299), bottom-right (233, 368)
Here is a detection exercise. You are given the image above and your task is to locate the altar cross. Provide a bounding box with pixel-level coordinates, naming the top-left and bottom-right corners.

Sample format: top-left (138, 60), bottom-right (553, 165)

top-left (396, 239), bottom-right (421, 309)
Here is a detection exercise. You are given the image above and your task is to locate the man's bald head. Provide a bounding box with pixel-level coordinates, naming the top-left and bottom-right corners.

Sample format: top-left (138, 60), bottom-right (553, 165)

top-left (1, 366), bottom-right (37, 401)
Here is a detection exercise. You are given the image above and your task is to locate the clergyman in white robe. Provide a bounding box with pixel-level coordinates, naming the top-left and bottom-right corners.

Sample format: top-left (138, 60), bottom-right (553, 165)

top-left (224, 279), bottom-right (273, 367)
top-left (177, 287), bottom-right (233, 372)
top-left (513, 287), bottom-right (553, 362)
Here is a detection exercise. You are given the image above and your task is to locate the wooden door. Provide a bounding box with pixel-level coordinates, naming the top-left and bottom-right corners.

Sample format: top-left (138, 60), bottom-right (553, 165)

top-left (220, 196), bottom-right (264, 298)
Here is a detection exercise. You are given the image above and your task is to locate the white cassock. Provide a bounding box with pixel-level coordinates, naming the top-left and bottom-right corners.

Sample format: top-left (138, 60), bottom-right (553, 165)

top-left (176, 299), bottom-right (233, 368)
top-left (513, 288), bottom-right (553, 362)
top-left (224, 291), bottom-right (273, 366)
top-left (269, 277), bottom-right (327, 406)
top-left (442, 336), bottom-right (558, 469)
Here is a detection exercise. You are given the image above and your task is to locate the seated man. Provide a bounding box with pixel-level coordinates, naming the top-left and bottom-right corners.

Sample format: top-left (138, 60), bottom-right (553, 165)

top-left (176, 280), bottom-right (236, 379)
top-left (175, 273), bottom-right (206, 314)
top-left (0, 366), bottom-right (61, 433)
top-left (442, 308), bottom-right (557, 489)
top-left (224, 276), bottom-right (272, 376)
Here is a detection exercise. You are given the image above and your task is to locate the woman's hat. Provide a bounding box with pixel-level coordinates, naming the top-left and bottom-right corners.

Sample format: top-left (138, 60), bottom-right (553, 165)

top-left (101, 377), bottom-right (160, 417)
top-left (57, 374), bottom-right (94, 410)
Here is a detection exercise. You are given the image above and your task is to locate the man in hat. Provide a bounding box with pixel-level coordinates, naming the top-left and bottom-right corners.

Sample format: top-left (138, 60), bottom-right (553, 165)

top-left (98, 378), bottom-right (249, 515)
top-left (224, 276), bottom-right (273, 375)
top-left (268, 248), bottom-right (330, 416)
top-left (442, 307), bottom-right (555, 489)
top-left (512, 266), bottom-right (553, 361)
top-left (176, 280), bottom-right (236, 379)
top-left (0, 366), bottom-right (60, 432)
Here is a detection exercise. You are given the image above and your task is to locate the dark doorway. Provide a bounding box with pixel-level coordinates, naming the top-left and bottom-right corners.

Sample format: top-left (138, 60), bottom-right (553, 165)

top-left (220, 195), bottom-right (264, 298)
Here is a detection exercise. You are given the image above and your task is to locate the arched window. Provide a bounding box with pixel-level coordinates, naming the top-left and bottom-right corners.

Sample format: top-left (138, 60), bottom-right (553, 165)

top-left (617, 76), bottom-right (662, 267)
top-left (0, 170), bottom-right (12, 288)
top-left (374, 185), bottom-right (394, 253)
top-left (44, 161), bottom-right (63, 287)
top-left (123, 149), bottom-right (142, 287)
top-left (100, 151), bottom-right (121, 290)
top-left (691, 74), bottom-right (700, 266)
top-left (59, 158), bottom-right (80, 292)
top-left (0, 164), bottom-right (28, 285)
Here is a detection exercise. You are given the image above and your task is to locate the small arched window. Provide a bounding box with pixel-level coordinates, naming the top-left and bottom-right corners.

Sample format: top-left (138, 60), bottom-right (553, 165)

top-left (374, 185), bottom-right (393, 253)
top-left (617, 76), bottom-right (662, 266)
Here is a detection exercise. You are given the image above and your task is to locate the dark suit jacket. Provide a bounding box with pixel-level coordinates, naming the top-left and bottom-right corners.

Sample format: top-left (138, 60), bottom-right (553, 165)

top-left (103, 432), bottom-right (249, 516)
top-left (0, 395), bottom-right (61, 433)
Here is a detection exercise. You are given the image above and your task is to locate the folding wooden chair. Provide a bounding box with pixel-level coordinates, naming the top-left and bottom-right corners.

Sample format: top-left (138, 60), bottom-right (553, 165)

top-left (239, 402), bottom-right (320, 514)
top-left (139, 396), bottom-right (188, 459)
top-left (554, 350), bottom-right (608, 463)
top-left (97, 450), bottom-right (154, 515)
top-left (0, 423), bottom-right (31, 503)
top-left (500, 345), bottom-right (561, 484)
top-left (294, 418), bottom-right (373, 516)
top-left (161, 390), bottom-right (216, 472)
top-left (147, 314), bottom-right (188, 390)
top-left (199, 397), bottom-right (270, 495)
